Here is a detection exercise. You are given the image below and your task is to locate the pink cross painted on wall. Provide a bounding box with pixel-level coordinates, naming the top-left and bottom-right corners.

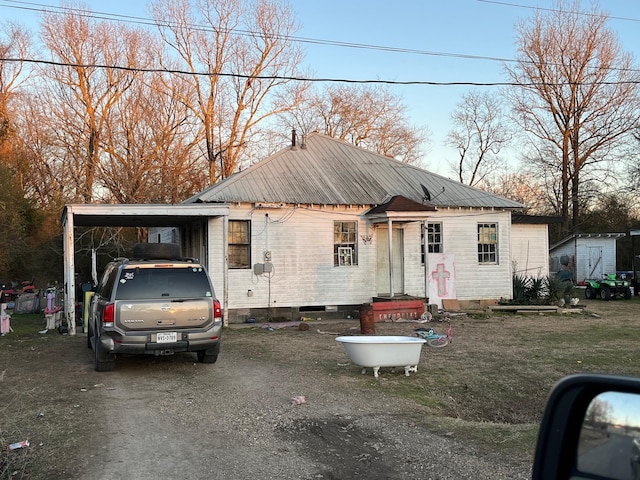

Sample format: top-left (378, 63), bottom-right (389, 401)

top-left (431, 263), bottom-right (451, 297)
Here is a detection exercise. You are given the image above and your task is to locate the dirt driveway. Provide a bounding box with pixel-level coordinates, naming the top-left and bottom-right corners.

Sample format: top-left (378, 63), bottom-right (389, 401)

top-left (17, 294), bottom-right (640, 479)
top-left (67, 323), bottom-right (530, 480)
top-left (1, 311), bottom-right (542, 480)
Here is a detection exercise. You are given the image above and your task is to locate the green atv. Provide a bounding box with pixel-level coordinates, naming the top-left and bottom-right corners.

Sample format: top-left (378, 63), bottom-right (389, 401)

top-left (584, 274), bottom-right (632, 300)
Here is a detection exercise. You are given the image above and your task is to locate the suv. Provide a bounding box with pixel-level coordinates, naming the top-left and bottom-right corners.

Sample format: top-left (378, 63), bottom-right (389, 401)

top-left (87, 243), bottom-right (222, 371)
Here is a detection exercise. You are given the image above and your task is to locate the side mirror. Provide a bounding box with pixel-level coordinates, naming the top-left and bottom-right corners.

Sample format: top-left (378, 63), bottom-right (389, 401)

top-left (533, 374), bottom-right (640, 480)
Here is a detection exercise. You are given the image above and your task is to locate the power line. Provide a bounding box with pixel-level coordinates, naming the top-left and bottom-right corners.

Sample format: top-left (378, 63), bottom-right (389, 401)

top-left (477, 0), bottom-right (640, 23)
top-left (0, 0), bottom-right (521, 65)
top-left (1, 0), bottom-right (639, 79)
top-left (3, 57), bottom-right (639, 87)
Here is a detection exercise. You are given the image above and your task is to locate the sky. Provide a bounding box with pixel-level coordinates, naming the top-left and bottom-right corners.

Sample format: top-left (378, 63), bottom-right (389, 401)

top-left (1, 0), bottom-right (639, 176)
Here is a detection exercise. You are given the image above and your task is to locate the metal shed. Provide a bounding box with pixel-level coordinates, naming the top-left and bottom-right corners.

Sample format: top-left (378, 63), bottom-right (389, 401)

top-left (61, 203), bottom-right (229, 335)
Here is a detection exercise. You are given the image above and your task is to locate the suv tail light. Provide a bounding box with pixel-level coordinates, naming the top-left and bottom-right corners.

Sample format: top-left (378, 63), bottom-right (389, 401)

top-left (213, 300), bottom-right (222, 319)
top-left (104, 303), bottom-right (115, 328)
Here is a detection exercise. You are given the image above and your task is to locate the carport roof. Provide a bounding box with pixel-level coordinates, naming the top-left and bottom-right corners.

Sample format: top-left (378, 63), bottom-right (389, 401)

top-left (63, 203), bottom-right (229, 227)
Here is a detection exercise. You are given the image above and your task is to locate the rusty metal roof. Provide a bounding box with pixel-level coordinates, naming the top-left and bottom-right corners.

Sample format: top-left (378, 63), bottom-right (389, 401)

top-left (186, 133), bottom-right (524, 209)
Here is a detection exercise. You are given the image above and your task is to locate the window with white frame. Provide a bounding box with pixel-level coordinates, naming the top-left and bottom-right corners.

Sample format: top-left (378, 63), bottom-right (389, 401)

top-left (421, 222), bottom-right (443, 263)
top-left (228, 220), bottom-right (251, 269)
top-left (477, 223), bottom-right (498, 264)
top-left (334, 221), bottom-right (357, 266)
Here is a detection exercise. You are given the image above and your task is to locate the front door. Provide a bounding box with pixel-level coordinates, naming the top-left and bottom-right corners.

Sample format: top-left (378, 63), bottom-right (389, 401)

top-left (376, 227), bottom-right (404, 296)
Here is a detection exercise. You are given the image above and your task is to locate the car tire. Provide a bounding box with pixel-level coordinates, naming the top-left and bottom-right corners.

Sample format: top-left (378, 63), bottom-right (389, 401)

top-left (625, 287), bottom-right (632, 299)
top-left (584, 287), bottom-right (595, 299)
top-left (94, 335), bottom-right (115, 372)
top-left (197, 350), bottom-right (219, 364)
top-left (87, 323), bottom-right (93, 349)
top-left (132, 243), bottom-right (182, 260)
top-left (599, 286), bottom-right (611, 301)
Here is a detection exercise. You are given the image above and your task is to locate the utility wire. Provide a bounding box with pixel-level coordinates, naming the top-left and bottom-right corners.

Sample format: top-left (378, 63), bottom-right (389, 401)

top-left (0, 0), bottom-right (520, 64)
top-left (477, 0), bottom-right (640, 23)
top-left (1, 0), bottom-right (639, 80)
top-left (2, 57), bottom-right (639, 87)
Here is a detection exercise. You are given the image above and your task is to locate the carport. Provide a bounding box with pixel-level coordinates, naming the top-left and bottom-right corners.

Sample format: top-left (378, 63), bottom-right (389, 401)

top-left (61, 203), bottom-right (230, 335)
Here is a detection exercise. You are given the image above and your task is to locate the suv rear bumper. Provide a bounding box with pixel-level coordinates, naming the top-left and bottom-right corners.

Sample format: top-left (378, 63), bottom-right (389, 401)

top-left (99, 323), bottom-right (221, 355)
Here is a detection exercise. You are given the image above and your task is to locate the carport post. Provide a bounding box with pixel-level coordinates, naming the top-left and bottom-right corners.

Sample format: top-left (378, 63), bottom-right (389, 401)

top-left (62, 207), bottom-right (77, 335)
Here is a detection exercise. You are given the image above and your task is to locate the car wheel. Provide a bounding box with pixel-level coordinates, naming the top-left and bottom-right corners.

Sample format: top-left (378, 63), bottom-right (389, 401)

top-left (197, 350), bottom-right (219, 364)
top-left (87, 323), bottom-right (93, 349)
top-left (94, 335), bottom-right (115, 372)
top-left (625, 287), bottom-right (632, 299)
top-left (584, 287), bottom-right (595, 299)
top-left (600, 286), bottom-right (611, 301)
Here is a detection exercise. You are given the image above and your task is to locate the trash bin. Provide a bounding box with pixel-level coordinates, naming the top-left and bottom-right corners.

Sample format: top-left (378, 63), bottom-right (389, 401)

top-left (359, 304), bottom-right (375, 334)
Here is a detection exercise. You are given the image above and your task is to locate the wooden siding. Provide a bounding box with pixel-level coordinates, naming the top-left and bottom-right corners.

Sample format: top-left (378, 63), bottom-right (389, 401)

top-left (511, 224), bottom-right (549, 278)
top-left (206, 205), bottom-right (517, 315)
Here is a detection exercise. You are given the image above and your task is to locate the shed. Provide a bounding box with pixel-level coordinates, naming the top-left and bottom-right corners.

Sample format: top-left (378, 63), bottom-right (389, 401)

top-left (549, 233), bottom-right (626, 283)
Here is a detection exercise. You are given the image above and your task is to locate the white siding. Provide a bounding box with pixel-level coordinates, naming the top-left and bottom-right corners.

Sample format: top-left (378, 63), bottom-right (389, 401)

top-left (206, 205), bottom-right (517, 314)
top-left (575, 239), bottom-right (617, 282)
top-left (148, 227), bottom-right (180, 245)
top-left (511, 224), bottom-right (549, 278)
top-left (439, 210), bottom-right (512, 300)
top-left (209, 205), bottom-right (376, 311)
top-left (550, 236), bottom-right (619, 282)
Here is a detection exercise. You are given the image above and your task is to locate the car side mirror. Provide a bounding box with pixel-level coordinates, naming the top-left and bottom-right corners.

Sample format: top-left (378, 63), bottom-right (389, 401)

top-left (533, 374), bottom-right (640, 480)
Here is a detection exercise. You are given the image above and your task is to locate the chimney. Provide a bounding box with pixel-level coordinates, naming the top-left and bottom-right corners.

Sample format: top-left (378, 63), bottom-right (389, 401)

top-left (291, 128), bottom-right (297, 150)
top-left (300, 134), bottom-right (307, 149)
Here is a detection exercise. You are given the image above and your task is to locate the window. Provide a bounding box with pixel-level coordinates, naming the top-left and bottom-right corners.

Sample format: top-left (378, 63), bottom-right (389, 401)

top-left (228, 220), bottom-right (251, 269)
top-left (334, 221), bottom-right (357, 266)
top-left (478, 223), bottom-right (498, 264)
top-left (421, 222), bottom-right (443, 263)
top-left (115, 267), bottom-right (212, 300)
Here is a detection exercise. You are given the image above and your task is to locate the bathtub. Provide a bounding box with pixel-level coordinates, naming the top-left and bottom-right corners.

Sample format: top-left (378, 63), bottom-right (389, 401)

top-left (336, 336), bottom-right (426, 378)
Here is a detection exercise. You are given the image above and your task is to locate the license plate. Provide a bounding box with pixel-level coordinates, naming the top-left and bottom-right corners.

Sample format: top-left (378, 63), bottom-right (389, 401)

top-left (157, 332), bottom-right (177, 343)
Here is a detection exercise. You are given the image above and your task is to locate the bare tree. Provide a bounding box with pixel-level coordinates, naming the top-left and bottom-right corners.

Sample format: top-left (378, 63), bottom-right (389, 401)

top-left (446, 90), bottom-right (512, 186)
top-left (505, 0), bottom-right (640, 233)
top-left (484, 169), bottom-right (554, 216)
top-left (0, 22), bottom-right (32, 177)
top-left (151, 0), bottom-right (305, 184)
top-left (11, 94), bottom-right (68, 207)
top-left (39, 7), bottom-right (151, 202)
top-left (98, 46), bottom-right (209, 203)
top-left (280, 84), bottom-right (427, 164)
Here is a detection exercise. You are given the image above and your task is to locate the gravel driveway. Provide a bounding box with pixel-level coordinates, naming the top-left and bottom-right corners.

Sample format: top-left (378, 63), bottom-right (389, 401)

top-left (69, 322), bottom-right (531, 480)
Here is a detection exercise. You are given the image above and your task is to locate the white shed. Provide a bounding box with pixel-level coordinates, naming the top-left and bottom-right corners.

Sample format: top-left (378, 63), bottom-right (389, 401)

top-left (549, 233), bottom-right (626, 283)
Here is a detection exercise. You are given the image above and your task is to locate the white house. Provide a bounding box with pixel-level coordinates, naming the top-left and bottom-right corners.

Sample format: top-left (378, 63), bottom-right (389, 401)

top-left (159, 133), bottom-right (552, 323)
top-left (549, 233), bottom-right (626, 283)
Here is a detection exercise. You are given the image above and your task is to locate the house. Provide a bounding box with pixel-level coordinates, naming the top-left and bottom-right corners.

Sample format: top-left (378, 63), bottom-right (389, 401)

top-left (155, 133), bottom-right (552, 323)
top-left (549, 233), bottom-right (626, 283)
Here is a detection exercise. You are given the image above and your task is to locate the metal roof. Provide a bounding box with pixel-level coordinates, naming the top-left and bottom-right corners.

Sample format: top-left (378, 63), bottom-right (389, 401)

top-left (186, 133), bottom-right (524, 209)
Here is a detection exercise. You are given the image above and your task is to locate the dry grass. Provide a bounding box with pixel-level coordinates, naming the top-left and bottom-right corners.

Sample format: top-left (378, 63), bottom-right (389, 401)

top-left (1, 298), bottom-right (640, 477)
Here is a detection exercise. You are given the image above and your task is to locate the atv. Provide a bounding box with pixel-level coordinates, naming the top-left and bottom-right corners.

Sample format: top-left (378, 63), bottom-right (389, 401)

top-left (584, 274), bottom-right (632, 300)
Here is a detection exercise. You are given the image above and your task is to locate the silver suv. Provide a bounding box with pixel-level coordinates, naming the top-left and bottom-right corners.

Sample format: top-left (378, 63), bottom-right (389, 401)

top-left (87, 243), bottom-right (222, 371)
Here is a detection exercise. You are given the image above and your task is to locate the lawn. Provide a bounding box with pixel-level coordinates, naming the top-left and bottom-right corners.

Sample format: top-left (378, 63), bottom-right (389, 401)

top-left (1, 298), bottom-right (640, 477)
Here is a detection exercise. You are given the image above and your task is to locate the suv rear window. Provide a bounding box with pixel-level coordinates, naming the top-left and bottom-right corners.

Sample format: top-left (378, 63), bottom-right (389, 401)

top-left (115, 267), bottom-right (213, 300)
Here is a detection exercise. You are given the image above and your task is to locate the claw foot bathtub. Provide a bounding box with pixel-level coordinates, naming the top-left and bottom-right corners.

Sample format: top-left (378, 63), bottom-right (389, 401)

top-left (336, 336), bottom-right (427, 378)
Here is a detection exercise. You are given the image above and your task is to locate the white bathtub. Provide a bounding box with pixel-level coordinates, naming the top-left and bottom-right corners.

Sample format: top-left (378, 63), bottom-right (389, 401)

top-left (336, 335), bottom-right (427, 378)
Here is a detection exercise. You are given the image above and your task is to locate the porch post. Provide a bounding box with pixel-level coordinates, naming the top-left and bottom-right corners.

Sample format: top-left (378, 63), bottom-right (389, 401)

top-left (423, 221), bottom-right (429, 302)
top-left (387, 218), bottom-right (394, 297)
